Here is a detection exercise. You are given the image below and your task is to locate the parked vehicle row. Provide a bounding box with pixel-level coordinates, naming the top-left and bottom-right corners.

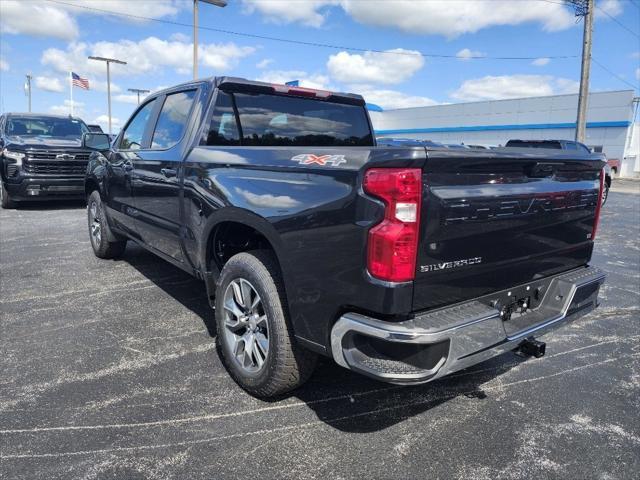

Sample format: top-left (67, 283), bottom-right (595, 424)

top-left (75, 77), bottom-right (607, 397)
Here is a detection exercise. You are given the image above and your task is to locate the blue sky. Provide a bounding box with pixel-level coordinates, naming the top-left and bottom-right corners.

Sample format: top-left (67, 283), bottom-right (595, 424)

top-left (0, 0), bottom-right (638, 132)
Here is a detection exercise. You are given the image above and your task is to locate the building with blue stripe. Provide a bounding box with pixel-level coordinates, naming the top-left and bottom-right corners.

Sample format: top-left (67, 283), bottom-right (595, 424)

top-left (369, 90), bottom-right (638, 177)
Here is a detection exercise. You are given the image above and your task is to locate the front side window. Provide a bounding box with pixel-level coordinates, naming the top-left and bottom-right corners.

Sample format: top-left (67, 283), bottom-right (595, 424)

top-left (120, 99), bottom-right (157, 150)
top-left (151, 90), bottom-right (197, 149)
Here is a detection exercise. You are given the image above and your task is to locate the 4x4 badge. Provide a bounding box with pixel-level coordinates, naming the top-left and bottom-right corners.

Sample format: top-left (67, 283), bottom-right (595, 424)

top-left (291, 154), bottom-right (347, 166)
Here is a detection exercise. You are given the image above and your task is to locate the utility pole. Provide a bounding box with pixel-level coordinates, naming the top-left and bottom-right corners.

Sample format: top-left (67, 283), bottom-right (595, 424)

top-left (568, 0), bottom-right (594, 143)
top-left (88, 56), bottom-right (127, 135)
top-left (127, 88), bottom-right (150, 105)
top-left (24, 74), bottom-right (32, 113)
top-left (193, 0), bottom-right (227, 80)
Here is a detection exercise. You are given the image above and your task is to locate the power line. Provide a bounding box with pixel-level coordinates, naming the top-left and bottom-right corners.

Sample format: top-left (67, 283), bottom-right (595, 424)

top-left (592, 57), bottom-right (639, 90)
top-left (44, 0), bottom-right (578, 61)
top-left (595, 4), bottom-right (640, 38)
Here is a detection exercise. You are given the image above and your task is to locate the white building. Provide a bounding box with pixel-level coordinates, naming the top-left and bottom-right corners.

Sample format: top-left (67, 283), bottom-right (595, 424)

top-left (370, 90), bottom-right (639, 178)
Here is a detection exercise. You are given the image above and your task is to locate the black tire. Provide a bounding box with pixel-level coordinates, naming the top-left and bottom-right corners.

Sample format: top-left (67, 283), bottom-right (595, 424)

top-left (87, 190), bottom-right (127, 259)
top-left (215, 250), bottom-right (317, 397)
top-left (1, 183), bottom-right (15, 209)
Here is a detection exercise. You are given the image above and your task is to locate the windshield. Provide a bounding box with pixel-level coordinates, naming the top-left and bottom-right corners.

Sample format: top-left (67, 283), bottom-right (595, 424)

top-left (6, 116), bottom-right (89, 138)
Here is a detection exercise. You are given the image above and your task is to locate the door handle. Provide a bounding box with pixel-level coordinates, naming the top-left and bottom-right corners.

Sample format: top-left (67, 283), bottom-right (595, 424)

top-left (161, 168), bottom-right (177, 178)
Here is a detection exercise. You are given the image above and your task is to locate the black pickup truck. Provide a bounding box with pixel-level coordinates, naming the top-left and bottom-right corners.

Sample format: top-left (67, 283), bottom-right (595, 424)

top-left (82, 77), bottom-right (607, 397)
top-left (0, 113), bottom-right (94, 208)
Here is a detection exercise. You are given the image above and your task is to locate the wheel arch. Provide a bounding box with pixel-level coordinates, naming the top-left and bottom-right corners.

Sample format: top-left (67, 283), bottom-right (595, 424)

top-left (200, 209), bottom-right (290, 297)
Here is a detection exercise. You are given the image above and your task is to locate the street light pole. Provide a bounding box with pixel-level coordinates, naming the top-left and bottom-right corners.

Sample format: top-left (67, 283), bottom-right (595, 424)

top-left (24, 74), bottom-right (32, 113)
top-left (193, 0), bottom-right (227, 80)
top-left (88, 56), bottom-right (127, 135)
top-left (127, 88), bottom-right (151, 105)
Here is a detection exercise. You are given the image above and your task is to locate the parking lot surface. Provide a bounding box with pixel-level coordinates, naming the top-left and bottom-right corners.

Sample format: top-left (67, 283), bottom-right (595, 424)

top-left (1, 181), bottom-right (639, 480)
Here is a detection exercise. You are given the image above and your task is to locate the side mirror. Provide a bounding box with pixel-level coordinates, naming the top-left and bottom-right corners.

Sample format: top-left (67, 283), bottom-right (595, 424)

top-left (82, 133), bottom-right (111, 151)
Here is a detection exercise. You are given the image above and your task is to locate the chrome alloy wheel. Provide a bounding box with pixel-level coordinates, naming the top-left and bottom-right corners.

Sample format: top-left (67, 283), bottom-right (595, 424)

top-left (89, 201), bottom-right (102, 245)
top-left (223, 278), bottom-right (269, 373)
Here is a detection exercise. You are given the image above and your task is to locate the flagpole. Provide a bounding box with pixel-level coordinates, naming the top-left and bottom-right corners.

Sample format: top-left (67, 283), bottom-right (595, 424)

top-left (69, 71), bottom-right (74, 116)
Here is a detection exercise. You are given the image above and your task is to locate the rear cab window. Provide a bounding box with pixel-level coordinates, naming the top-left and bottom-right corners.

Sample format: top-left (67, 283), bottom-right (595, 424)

top-left (202, 89), bottom-right (373, 147)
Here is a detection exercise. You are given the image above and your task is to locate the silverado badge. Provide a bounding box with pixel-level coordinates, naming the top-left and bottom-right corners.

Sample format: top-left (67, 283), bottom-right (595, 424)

top-left (420, 257), bottom-right (482, 273)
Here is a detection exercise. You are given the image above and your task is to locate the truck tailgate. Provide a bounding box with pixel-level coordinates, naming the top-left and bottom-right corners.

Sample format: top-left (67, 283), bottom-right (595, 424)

top-left (413, 149), bottom-right (605, 312)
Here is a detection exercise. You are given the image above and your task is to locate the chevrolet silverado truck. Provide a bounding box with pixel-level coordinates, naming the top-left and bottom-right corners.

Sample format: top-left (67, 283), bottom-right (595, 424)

top-left (82, 77), bottom-right (607, 397)
top-left (0, 113), bottom-right (93, 208)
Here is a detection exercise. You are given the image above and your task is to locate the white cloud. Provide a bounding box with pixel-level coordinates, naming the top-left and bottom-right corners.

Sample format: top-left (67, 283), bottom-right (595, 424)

top-left (636, 68), bottom-right (640, 81)
top-left (0, 1), bottom-right (184, 40)
top-left (61, 0), bottom-right (183, 20)
top-left (257, 70), bottom-right (331, 90)
top-left (0, 0), bottom-right (78, 40)
top-left (595, 0), bottom-right (623, 18)
top-left (456, 48), bottom-right (485, 61)
top-left (354, 86), bottom-right (438, 110)
top-left (92, 114), bottom-right (122, 132)
top-left (327, 49), bottom-right (424, 85)
top-left (169, 32), bottom-right (191, 43)
top-left (451, 75), bottom-right (579, 101)
top-left (344, 0), bottom-right (576, 36)
top-left (0, 58), bottom-right (9, 71)
top-left (256, 58), bottom-right (274, 69)
top-left (42, 38), bottom-right (255, 78)
top-left (631, 52), bottom-right (640, 60)
top-left (241, 0), bottom-right (339, 28)
top-left (532, 57), bottom-right (551, 67)
top-left (242, 0), bottom-right (576, 37)
top-left (50, 100), bottom-right (84, 117)
top-left (35, 76), bottom-right (65, 93)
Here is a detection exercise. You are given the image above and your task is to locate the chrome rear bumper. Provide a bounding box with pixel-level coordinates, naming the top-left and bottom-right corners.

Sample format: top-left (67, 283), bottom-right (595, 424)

top-left (331, 266), bottom-right (606, 384)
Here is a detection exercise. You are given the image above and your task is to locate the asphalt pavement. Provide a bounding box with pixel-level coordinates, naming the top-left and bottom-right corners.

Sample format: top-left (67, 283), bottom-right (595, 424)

top-left (1, 180), bottom-right (638, 479)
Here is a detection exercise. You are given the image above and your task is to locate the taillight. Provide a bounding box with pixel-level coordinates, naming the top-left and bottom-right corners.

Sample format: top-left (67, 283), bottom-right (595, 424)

top-left (591, 168), bottom-right (605, 240)
top-left (363, 168), bottom-right (422, 282)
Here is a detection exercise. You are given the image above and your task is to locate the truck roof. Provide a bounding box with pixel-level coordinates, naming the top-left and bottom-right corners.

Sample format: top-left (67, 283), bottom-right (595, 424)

top-left (151, 76), bottom-right (366, 106)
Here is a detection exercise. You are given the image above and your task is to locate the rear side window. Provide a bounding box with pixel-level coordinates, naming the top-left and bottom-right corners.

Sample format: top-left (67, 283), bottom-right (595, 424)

top-left (152, 90), bottom-right (197, 149)
top-left (120, 99), bottom-right (157, 150)
top-left (202, 90), bottom-right (373, 147)
top-left (201, 91), bottom-right (240, 145)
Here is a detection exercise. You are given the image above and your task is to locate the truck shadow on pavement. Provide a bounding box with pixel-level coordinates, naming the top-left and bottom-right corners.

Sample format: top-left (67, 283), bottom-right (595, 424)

top-left (118, 243), bottom-right (526, 434)
top-left (120, 244), bottom-right (217, 336)
top-left (286, 353), bottom-right (522, 433)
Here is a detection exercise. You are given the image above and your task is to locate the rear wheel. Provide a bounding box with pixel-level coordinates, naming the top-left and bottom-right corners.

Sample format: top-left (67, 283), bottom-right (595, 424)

top-left (1, 183), bottom-right (15, 209)
top-left (87, 190), bottom-right (126, 258)
top-left (215, 250), bottom-right (317, 397)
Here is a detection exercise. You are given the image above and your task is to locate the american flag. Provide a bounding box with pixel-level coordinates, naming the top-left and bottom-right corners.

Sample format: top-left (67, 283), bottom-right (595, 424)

top-left (72, 72), bottom-right (89, 90)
